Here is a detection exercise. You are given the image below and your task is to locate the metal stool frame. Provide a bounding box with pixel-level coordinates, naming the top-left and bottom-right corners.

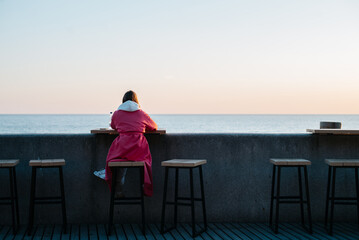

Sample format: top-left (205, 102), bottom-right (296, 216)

top-left (269, 165), bottom-right (312, 234)
top-left (108, 166), bottom-right (145, 236)
top-left (0, 166), bottom-right (20, 234)
top-left (27, 166), bottom-right (67, 235)
top-left (325, 166), bottom-right (359, 235)
top-left (161, 165), bottom-right (207, 238)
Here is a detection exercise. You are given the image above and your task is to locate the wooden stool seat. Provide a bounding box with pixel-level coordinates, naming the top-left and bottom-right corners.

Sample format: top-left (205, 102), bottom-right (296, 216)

top-left (269, 158), bottom-right (312, 234)
top-left (161, 159), bottom-right (207, 167)
top-left (28, 159), bottom-right (67, 235)
top-left (0, 159), bottom-right (20, 234)
top-left (161, 159), bottom-right (207, 237)
top-left (270, 159), bottom-right (311, 166)
top-left (29, 159), bottom-right (65, 167)
top-left (0, 159), bottom-right (19, 167)
top-left (324, 159), bottom-right (359, 235)
top-left (325, 159), bottom-right (359, 167)
top-left (108, 161), bottom-right (144, 167)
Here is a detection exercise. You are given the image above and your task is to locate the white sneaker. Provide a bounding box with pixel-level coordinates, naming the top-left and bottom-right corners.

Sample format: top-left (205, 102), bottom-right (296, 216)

top-left (93, 169), bottom-right (106, 180)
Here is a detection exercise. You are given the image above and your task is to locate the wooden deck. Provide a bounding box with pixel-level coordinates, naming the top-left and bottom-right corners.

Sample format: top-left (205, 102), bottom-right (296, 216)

top-left (0, 223), bottom-right (358, 240)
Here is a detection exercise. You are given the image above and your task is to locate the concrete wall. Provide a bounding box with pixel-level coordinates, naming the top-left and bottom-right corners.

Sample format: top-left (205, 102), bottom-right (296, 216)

top-left (0, 133), bottom-right (359, 224)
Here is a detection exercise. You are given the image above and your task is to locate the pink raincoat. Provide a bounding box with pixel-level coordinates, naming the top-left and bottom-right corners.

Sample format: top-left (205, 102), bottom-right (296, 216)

top-left (105, 101), bottom-right (157, 196)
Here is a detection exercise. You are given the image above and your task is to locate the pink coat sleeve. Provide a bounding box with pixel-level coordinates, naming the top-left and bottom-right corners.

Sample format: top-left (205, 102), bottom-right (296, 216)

top-left (143, 111), bottom-right (157, 131)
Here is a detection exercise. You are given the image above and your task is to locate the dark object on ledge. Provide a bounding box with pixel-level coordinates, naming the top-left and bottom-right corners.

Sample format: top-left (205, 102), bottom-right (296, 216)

top-left (320, 121), bottom-right (342, 129)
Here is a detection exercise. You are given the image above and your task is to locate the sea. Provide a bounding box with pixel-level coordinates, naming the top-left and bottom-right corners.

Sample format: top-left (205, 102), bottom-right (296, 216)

top-left (0, 114), bottom-right (358, 134)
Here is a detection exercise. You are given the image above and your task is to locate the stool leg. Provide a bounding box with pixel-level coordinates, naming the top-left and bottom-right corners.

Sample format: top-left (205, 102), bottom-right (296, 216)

top-left (190, 168), bottom-right (196, 237)
top-left (274, 166), bottom-right (281, 234)
top-left (108, 167), bottom-right (117, 235)
top-left (304, 166), bottom-right (312, 234)
top-left (174, 168), bottom-right (179, 228)
top-left (325, 166), bottom-right (332, 227)
top-left (329, 167), bottom-right (336, 235)
top-left (199, 165), bottom-right (207, 231)
top-left (269, 165), bottom-right (276, 227)
top-left (298, 167), bottom-right (304, 227)
top-left (28, 167), bottom-right (37, 235)
top-left (355, 167), bottom-right (359, 228)
top-left (160, 167), bottom-right (169, 233)
top-left (59, 166), bottom-right (67, 233)
top-left (13, 167), bottom-right (20, 230)
top-left (9, 168), bottom-right (16, 234)
top-left (139, 167), bottom-right (145, 234)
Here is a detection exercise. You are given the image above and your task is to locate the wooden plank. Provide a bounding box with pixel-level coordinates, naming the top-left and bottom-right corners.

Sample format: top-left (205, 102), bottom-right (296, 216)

top-left (0, 226), bottom-right (11, 240)
top-left (285, 223), bottom-right (330, 240)
top-left (306, 129), bottom-right (359, 135)
top-left (88, 224), bottom-right (98, 240)
top-left (32, 225), bottom-right (45, 240)
top-left (79, 224), bottom-right (88, 240)
top-left (200, 223), bottom-right (222, 240)
top-left (312, 223), bottom-right (348, 240)
top-left (114, 224), bottom-right (127, 240)
top-left (70, 224), bottom-right (79, 240)
top-left (335, 223), bottom-right (359, 239)
top-left (214, 223), bottom-right (250, 240)
top-left (12, 225), bottom-right (27, 240)
top-left (154, 224), bottom-right (175, 240)
top-left (142, 225), bottom-right (156, 240)
top-left (217, 223), bottom-right (252, 240)
top-left (97, 224), bottom-right (108, 240)
top-left (122, 224), bottom-right (136, 240)
top-left (181, 223), bottom-right (206, 239)
top-left (161, 159), bottom-right (207, 167)
top-left (230, 223), bottom-right (263, 239)
top-left (148, 224), bottom-right (169, 240)
top-left (42, 225), bottom-right (54, 239)
top-left (23, 226), bottom-right (35, 240)
top-left (130, 224), bottom-right (146, 240)
top-left (176, 224), bottom-right (198, 239)
top-left (61, 224), bottom-right (71, 240)
top-left (0, 159), bottom-right (19, 167)
top-left (107, 224), bottom-right (118, 240)
top-left (207, 223), bottom-right (232, 240)
top-left (52, 225), bottom-right (64, 240)
top-left (240, 223), bottom-right (273, 240)
top-left (279, 223), bottom-right (317, 240)
top-left (253, 223), bottom-right (290, 240)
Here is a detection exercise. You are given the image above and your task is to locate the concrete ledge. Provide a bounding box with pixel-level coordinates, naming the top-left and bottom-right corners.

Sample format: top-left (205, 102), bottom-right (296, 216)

top-left (1, 133), bottom-right (359, 224)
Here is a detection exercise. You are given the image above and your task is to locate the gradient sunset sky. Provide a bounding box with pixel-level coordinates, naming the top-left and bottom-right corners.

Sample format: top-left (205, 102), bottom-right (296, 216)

top-left (1, 0), bottom-right (358, 114)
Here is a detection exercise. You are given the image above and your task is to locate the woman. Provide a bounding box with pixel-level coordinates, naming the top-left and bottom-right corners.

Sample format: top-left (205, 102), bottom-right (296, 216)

top-left (105, 90), bottom-right (157, 197)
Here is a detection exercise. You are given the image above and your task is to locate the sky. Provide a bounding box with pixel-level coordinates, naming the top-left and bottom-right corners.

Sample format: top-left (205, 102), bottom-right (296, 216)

top-left (0, 0), bottom-right (359, 114)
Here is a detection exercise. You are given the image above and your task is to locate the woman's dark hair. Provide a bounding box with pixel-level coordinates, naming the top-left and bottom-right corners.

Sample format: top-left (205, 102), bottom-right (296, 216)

top-left (122, 90), bottom-right (139, 104)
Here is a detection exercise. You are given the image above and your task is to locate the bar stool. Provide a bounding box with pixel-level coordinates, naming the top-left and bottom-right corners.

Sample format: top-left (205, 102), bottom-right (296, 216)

top-left (0, 159), bottom-right (20, 234)
top-left (108, 161), bottom-right (145, 236)
top-left (160, 159), bottom-right (207, 237)
top-left (324, 159), bottom-right (359, 235)
top-left (27, 159), bottom-right (67, 235)
top-left (269, 158), bottom-right (312, 234)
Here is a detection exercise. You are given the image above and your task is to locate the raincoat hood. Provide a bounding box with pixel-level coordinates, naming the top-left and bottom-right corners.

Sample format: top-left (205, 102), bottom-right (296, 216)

top-left (117, 100), bottom-right (140, 112)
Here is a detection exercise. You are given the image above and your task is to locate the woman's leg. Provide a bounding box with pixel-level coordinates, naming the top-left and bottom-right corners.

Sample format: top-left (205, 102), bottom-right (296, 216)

top-left (116, 168), bottom-right (127, 197)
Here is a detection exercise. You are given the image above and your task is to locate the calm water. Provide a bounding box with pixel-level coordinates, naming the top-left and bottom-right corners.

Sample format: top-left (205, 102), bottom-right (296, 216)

top-left (0, 114), bottom-right (358, 134)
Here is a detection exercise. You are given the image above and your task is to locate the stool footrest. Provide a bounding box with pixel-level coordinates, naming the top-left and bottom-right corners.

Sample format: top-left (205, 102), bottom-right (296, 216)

top-left (0, 201), bottom-right (13, 205)
top-left (332, 201), bottom-right (358, 205)
top-left (274, 195), bottom-right (302, 199)
top-left (166, 201), bottom-right (192, 206)
top-left (329, 197), bottom-right (358, 200)
top-left (279, 200), bottom-right (308, 204)
top-left (177, 197), bottom-right (203, 201)
top-left (114, 201), bottom-right (142, 205)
